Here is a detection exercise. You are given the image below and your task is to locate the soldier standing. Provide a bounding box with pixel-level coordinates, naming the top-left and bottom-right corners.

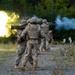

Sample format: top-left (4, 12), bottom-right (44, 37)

top-left (14, 20), bottom-right (28, 68)
top-left (20, 17), bottom-right (44, 70)
top-left (48, 30), bottom-right (54, 45)
top-left (40, 19), bottom-right (50, 51)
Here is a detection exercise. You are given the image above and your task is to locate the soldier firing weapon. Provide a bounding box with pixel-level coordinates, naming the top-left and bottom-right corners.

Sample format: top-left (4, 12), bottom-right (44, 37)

top-left (11, 22), bottom-right (42, 30)
top-left (11, 19), bottom-right (28, 30)
top-left (11, 25), bottom-right (25, 30)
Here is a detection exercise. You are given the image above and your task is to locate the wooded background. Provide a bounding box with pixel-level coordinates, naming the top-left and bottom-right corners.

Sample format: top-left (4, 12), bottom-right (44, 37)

top-left (0, 0), bottom-right (75, 43)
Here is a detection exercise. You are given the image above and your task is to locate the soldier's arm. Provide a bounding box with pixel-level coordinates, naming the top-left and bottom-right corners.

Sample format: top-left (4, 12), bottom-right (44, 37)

top-left (20, 26), bottom-right (29, 39)
top-left (17, 26), bottom-right (29, 44)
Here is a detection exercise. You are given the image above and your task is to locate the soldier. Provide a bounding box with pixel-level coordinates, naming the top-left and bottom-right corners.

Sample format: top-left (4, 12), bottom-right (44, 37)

top-left (20, 17), bottom-right (44, 70)
top-left (48, 30), bottom-right (54, 45)
top-left (14, 19), bottom-right (28, 69)
top-left (40, 19), bottom-right (50, 51)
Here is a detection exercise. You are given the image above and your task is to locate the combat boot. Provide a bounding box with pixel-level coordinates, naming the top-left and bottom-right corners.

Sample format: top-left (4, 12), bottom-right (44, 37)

top-left (40, 49), bottom-right (43, 52)
top-left (46, 49), bottom-right (48, 52)
top-left (32, 65), bottom-right (37, 71)
top-left (42, 49), bottom-right (46, 51)
top-left (14, 64), bottom-right (18, 69)
top-left (21, 65), bottom-right (27, 71)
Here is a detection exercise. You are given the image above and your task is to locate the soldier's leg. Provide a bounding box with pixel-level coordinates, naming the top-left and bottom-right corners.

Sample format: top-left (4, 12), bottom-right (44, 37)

top-left (14, 43), bottom-right (26, 68)
top-left (43, 38), bottom-right (46, 51)
top-left (22, 42), bottom-right (32, 67)
top-left (51, 39), bottom-right (54, 44)
top-left (46, 39), bottom-right (50, 51)
top-left (32, 43), bottom-right (38, 70)
top-left (40, 39), bottom-right (44, 51)
top-left (32, 53), bottom-right (38, 70)
top-left (29, 55), bottom-right (33, 66)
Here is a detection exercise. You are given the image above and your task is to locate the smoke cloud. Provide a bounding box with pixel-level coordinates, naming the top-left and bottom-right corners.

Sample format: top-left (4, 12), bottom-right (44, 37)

top-left (55, 15), bottom-right (75, 31)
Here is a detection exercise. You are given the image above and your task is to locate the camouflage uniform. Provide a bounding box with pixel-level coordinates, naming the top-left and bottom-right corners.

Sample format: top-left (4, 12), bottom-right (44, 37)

top-left (14, 20), bottom-right (27, 68)
top-left (40, 19), bottom-right (50, 51)
top-left (20, 17), bottom-right (43, 70)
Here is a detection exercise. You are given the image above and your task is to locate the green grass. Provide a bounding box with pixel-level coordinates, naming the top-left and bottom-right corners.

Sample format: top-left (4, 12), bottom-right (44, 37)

top-left (0, 43), bottom-right (17, 65)
top-left (0, 43), bottom-right (17, 50)
top-left (0, 51), bottom-right (15, 58)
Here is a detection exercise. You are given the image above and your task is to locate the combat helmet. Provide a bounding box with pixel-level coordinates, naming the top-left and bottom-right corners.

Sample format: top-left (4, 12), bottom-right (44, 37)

top-left (42, 19), bottom-right (47, 23)
top-left (29, 16), bottom-right (38, 24)
top-left (21, 20), bottom-right (27, 25)
top-left (38, 18), bottom-right (43, 24)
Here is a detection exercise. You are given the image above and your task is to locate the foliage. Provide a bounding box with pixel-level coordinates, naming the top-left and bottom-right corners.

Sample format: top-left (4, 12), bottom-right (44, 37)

top-left (0, 0), bottom-right (75, 21)
top-left (0, 0), bottom-right (75, 41)
top-left (51, 45), bottom-right (75, 75)
top-left (0, 43), bottom-right (16, 66)
top-left (0, 35), bottom-right (17, 44)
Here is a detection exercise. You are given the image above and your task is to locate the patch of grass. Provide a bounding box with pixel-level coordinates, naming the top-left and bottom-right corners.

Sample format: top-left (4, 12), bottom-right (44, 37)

top-left (0, 43), bottom-right (17, 50)
top-left (51, 45), bottom-right (75, 75)
top-left (0, 43), bottom-right (17, 65)
top-left (0, 51), bottom-right (15, 58)
top-left (0, 51), bottom-right (15, 67)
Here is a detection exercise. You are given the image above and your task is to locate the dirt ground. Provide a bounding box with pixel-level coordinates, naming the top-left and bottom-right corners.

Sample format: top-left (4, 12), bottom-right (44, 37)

top-left (0, 44), bottom-right (75, 75)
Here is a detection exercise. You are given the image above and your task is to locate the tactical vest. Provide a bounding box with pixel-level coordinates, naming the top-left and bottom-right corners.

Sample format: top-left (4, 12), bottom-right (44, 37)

top-left (28, 24), bottom-right (39, 39)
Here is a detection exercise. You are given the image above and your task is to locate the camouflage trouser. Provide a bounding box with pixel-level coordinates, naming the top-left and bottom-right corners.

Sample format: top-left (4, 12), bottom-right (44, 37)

top-left (22, 40), bottom-right (39, 68)
top-left (15, 42), bottom-right (26, 65)
top-left (40, 37), bottom-right (50, 51)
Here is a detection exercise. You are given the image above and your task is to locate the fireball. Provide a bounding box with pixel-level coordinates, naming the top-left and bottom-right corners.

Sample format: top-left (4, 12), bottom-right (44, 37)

top-left (0, 11), bottom-right (9, 37)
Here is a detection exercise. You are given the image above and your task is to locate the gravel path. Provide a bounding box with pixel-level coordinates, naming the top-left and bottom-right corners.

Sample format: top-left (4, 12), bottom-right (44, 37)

top-left (0, 44), bottom-right (75, 75)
